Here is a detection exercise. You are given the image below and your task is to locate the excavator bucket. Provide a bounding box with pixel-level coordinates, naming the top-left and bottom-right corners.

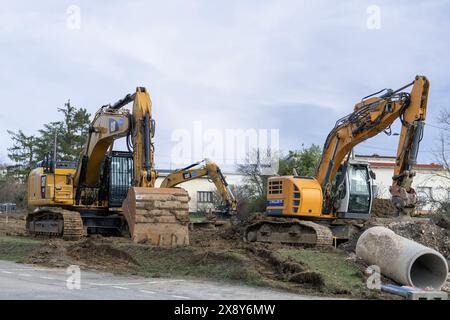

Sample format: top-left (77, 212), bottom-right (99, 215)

top-left (121, 187), bottom-right (190, 246)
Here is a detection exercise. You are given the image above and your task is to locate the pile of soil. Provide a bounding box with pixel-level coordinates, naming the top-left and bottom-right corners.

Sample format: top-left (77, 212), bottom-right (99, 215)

top-left (245, 246), bottom-right (324, 288)
top-left (21, 239), bottom-right (70, 267)
top-left (0, 212), bottom-right (26, 236)
top-left (67, 238), bottom-right (140, 270)
top-left (387, 218), bottom-right (450, 259)
top-left (371, 199), bottom-right (398, 217)
top-left (340, 217), bottom-right (450, 261)
top-left (190, 223), bottom-right (326, 289)
top-left (189, 222), bottom-right (243, 248)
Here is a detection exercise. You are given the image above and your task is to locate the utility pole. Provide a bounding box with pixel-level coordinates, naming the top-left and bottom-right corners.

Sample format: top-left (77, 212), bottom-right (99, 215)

top-left (53, 129), bottom-right (58, 172)
top-left (53, 129), bottom-right (58, 201)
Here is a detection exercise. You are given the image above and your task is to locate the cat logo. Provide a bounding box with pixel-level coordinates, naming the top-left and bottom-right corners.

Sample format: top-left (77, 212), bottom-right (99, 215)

top-left (109, 118), bottom-right (125, 133)
top-left (109, 119), bottom-right (119, 133)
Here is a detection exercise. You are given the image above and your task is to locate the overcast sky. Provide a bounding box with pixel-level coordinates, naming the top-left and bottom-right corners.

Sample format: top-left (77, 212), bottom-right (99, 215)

top-left (1, 0), bottom-right (449, 170)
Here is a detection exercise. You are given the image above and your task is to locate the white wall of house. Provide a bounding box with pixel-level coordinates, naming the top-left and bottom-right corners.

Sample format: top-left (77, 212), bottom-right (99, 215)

top-left (355, 154), bottom-right (449, 212)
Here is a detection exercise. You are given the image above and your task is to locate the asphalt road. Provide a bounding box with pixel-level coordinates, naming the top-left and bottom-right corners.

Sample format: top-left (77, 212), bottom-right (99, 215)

top-left (0, 260), bottom-right (329, 300)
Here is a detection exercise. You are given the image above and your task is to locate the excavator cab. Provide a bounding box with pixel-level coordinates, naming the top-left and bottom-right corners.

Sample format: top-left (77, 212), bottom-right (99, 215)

top-left (266, 161), bottom-right (373, 220)
top-left (333, 161), bottom-right (373, 219)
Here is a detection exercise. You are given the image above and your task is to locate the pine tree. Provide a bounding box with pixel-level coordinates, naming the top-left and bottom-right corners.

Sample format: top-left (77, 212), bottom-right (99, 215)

top-left (7, 100), bottom-right (91, 179)
top-left (35, 121), bottom-right (64, 162)
top-left (56, 100), bottom-right (90, 161)
top-left (6, 130), bottom-right (37, 180)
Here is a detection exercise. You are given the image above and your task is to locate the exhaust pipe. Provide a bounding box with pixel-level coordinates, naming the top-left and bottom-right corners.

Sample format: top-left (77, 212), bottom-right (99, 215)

top-left (356, 226), bottom-right (448, 290)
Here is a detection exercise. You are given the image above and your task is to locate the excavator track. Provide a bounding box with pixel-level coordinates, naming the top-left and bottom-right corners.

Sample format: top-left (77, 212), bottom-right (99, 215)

top-left (244, 220), bottom-right (334, 247)
top-left (26, 208), bottom-right (84, 240)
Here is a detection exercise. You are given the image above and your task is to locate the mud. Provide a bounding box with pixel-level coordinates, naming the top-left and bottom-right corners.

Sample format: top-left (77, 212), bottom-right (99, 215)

top-left (67, 239), bottom-right (140, 268)
top-left (371, 199), bottom-right (398, 217)
top-left (0, 212), bottom-right (26, 236)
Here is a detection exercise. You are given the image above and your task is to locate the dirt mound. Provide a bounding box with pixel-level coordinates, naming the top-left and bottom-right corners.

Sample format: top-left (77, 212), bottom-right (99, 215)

top-left (189, 222), bottom-right (245, 249)
top-left (387, 219), bottom-right (450, 259)
top-left (245, 246), bottom-right (324, 288)
top-left (0, 213), bottom-right (27, 236)
top-left (431, 213), bottom-right (450, 229)
top-left (371, 199), bottom-right (398, 217)
top-left (67, 239), bottom-right (140, 269)
top-left (339, 217), bottom-right (450, 260)
top-left (249, 247), bottom-right (304, 273)
top-left (21, 239), bottom-right (70, 267)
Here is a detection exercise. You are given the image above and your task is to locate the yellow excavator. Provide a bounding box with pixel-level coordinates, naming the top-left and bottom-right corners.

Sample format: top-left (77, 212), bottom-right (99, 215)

top-left (27, 87), bottom-right (190, 245)
top-left (160, 158), bottom-right (238, 214)
top-left (245, 75), bottom-right (430, 246)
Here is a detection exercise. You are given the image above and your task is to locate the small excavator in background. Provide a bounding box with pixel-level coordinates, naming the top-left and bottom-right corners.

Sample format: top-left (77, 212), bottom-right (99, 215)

top-left (27, 87), bottom-right (190, 245)
top-left (160, 158), bottom-right (238, 215)
top-left (245, 75), bottom-right (430, 246)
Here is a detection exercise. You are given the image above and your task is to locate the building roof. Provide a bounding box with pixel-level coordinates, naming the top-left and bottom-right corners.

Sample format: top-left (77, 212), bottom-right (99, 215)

top-left (355, 154), bottom-right (396, 159)
top-left (355, 154), bottom-right (443, 170)
top-left (367, 162), bottom-right (443, 170)
top-left (156, 169), bottom-right (242, 176)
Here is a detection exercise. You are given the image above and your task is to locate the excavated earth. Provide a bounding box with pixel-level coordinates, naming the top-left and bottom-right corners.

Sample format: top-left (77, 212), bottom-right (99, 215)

top-left (1, 209), bottom-right (449, 298)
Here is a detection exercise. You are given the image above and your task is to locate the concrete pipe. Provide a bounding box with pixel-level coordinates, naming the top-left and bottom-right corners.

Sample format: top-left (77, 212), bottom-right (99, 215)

top-left (356, 226), bottom-right (448, 290)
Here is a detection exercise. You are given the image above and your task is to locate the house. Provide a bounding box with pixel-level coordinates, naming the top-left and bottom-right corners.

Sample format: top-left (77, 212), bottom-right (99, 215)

top-left (355, 154), bottom-right (448, 213)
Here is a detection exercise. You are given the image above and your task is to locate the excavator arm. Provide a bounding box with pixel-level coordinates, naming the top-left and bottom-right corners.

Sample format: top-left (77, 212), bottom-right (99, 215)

top-left (74, 87), bottom-right (156, 192)
top-left (160, 159), bottom-right (237, 213)
top-left (316, 75), bottom-right (429, 214)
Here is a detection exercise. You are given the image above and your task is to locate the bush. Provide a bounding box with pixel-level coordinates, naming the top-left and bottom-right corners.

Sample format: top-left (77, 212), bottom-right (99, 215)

top-left (0, 177), bottom-right (27, 208)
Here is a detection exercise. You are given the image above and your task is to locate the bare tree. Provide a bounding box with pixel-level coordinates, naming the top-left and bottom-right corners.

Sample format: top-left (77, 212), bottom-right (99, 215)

top-left (427, 110), bottom-right (450, 215)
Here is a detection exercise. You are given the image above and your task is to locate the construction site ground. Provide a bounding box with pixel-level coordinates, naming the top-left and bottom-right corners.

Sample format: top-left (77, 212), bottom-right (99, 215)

top-left (0, 207), bottom-right (449, 299)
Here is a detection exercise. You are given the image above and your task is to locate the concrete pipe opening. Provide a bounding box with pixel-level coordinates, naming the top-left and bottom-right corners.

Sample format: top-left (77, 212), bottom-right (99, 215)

top-left (356, 226), bottom-right (449, 289)
top-left (409, 253), bottom-right (448, 289)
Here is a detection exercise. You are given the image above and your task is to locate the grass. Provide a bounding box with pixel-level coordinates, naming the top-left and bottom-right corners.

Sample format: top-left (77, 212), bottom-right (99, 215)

top-left (277, 248), bottom-right (369, 297)
top-left (189, 212), bottom-right (207, 223)
top-left (0, 236), bottom-right (43, 261)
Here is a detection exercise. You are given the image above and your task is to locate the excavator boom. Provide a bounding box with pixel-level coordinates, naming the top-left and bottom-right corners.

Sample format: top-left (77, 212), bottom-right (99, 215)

top-left (316, 75), bottom-right (429, 214)
top-left (160, 159), bottom-right (237, 213)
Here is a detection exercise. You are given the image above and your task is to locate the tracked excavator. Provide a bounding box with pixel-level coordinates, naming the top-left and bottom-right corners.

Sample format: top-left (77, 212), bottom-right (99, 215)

top-left (160, 159), bottom-right (238, 214)
top-left (27, 87), bottom-right (190, 245)
top-left (245, 75), bottom-right (430, 246)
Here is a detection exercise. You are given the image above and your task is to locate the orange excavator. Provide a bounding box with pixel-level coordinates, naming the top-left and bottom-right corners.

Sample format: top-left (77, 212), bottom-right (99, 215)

top-left (160, 158), bottom-right (237, 215)
top-left (245, 76), bottom-right (430, 246)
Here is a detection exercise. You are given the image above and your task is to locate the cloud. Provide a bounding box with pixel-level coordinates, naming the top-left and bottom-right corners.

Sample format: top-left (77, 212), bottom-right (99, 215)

top-left (0, 0), bottom-right (449, 167)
